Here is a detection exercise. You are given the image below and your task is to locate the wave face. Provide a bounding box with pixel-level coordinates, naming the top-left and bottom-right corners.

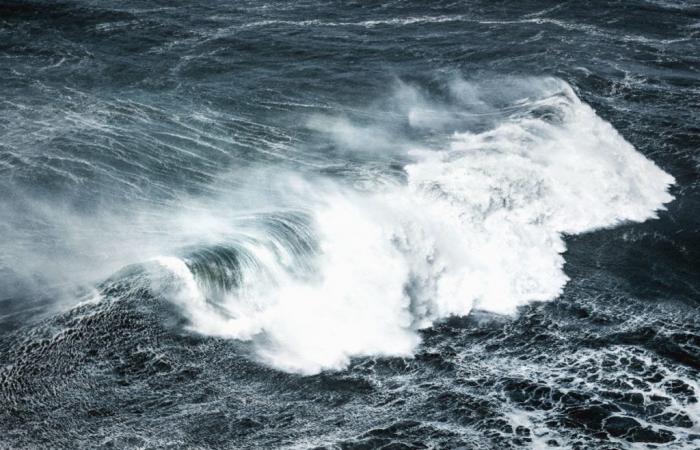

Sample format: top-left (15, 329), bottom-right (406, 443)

top-left (144, 78), bottom-right (674, 374)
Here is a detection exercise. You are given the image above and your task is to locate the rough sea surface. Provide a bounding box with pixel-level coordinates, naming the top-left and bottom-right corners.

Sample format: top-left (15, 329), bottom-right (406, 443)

top-left (1, 1), bottom-right (699, 448)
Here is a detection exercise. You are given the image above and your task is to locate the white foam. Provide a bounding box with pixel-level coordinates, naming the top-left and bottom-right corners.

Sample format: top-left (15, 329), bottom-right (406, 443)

top-left (157, 78), bottom-right (674, 374)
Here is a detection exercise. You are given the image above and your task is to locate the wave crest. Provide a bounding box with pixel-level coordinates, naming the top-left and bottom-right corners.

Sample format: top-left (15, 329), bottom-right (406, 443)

top-left (153, 77), bottom-right (674, 374)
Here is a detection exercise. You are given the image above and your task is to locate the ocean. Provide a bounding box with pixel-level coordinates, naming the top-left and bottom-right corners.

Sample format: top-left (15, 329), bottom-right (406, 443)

top-left (1, 1), bottom-right (699, 448)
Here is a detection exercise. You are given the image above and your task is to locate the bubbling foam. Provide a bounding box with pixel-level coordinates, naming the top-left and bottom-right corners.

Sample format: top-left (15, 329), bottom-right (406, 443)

top-left (154, 78), bottom-right (674, 374)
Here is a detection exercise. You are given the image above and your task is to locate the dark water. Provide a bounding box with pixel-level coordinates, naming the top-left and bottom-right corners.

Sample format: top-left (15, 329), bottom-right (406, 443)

top-left (1, 1), bottom-right (700, 448)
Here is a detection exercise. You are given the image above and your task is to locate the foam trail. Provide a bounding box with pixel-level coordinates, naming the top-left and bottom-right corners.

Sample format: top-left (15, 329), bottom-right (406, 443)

top-left (155, 78), bottom-right (674, 374)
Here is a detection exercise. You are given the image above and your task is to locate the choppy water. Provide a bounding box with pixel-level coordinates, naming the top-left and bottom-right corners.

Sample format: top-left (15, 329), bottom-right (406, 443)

top-left (1, 1), bottom-right (699, 448)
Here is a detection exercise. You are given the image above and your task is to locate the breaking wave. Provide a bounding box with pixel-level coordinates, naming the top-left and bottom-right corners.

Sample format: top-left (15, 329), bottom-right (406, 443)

top-left (142, 77), bottom-right (675, 374)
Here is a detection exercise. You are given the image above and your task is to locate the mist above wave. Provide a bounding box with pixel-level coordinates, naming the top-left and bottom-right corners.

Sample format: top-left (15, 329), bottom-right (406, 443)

top-left (0, 74), bottom-right (673, 373)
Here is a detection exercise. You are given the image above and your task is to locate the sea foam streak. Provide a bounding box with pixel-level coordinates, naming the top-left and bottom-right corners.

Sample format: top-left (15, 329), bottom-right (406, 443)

top-left (154, 78), bottom-right (674, 374)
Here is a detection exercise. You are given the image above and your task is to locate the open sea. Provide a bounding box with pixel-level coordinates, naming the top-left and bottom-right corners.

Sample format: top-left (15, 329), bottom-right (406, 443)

top-left (1, 1), bottom-right (700, 448)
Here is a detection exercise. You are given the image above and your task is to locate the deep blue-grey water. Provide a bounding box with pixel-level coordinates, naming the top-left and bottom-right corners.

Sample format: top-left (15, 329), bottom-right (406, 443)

top-left (1, 1), bottom-right (700, 448)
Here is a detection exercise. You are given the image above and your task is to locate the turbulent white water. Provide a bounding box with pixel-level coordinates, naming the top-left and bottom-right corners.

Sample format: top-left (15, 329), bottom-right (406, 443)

top-left (152, 77), bottom-right (674, 375)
